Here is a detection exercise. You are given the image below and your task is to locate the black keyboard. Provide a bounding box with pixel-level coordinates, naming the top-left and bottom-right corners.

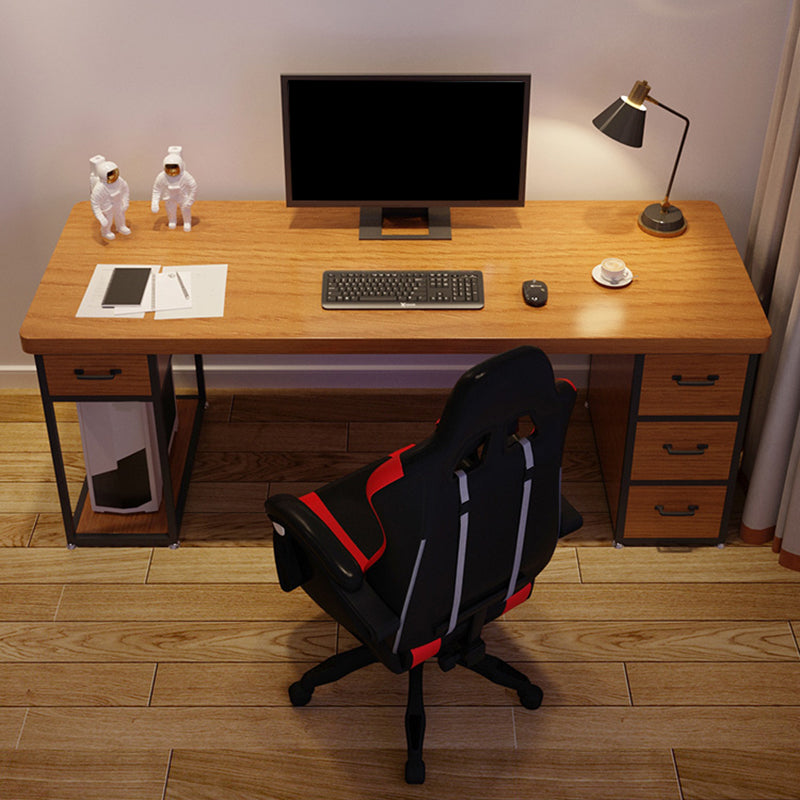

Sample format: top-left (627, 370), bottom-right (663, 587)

top-left (322, 270), bottom-right (484, 309)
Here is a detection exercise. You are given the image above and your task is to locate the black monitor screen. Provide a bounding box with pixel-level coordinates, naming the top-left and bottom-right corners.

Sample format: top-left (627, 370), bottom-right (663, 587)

top-left (281, 75), bottom-right (531, 209)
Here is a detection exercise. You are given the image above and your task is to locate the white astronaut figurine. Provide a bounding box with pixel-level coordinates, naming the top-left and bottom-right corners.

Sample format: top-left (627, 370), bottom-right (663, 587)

top-left (151, 146), bottom-right (197, 231)
top-left (89, 155), bottom-right (131, 241)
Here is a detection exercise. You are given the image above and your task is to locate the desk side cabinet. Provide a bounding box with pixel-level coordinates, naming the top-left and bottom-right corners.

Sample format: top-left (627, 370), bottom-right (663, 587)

top-left (588, 353), bottom-right (758, 546)
top-left (35, 353), bottom-right (205, 547)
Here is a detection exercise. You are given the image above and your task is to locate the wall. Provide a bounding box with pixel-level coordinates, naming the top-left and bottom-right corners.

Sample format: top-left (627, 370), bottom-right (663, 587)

top-left (1, 0), bottom-right (792, 387)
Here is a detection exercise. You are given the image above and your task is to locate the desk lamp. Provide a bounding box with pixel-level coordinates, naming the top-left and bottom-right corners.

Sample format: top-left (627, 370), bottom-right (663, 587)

top-left (592, 79), bottom-right (689, 236)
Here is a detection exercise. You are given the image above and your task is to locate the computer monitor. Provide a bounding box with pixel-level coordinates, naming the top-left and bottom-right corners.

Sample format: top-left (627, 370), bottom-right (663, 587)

top-left (280, 74), bottom-right (531, 239)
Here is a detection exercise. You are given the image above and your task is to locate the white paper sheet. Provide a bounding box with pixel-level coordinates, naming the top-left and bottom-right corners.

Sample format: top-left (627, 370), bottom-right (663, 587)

top-left (154, 264), bottom-right (227, 319)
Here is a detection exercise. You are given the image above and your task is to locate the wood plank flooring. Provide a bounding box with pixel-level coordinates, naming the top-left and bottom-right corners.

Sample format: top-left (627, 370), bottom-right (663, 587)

top-left (1, 388), bottom-right (799, 799)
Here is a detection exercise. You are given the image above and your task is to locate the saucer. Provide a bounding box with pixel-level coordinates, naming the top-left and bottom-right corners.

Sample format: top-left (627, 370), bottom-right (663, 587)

top-left (592, 264), bottom-right (633, 288)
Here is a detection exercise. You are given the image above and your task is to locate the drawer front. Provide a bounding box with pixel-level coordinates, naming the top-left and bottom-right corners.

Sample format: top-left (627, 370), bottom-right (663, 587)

top-left (630, 421), bottom-right (739, 481)
top-left (42, 355), bottom-right (153, 396)
top-left (638, 355), bottom-right (748, 416)
top-left (625, 486), bottom-right (727, 540)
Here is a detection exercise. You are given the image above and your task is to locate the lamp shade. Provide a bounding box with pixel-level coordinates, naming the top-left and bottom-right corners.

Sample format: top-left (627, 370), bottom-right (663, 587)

top-left (592, 96), bottom-right (646, 148)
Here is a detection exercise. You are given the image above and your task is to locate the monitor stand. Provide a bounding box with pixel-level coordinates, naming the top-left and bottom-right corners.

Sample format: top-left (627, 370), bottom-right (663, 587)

top-left (359, 207), bottom-right (452, 240)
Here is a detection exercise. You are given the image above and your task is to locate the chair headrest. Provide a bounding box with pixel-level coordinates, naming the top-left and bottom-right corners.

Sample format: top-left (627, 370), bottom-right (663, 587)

top-left (434, 346), bottom-right (569, 450)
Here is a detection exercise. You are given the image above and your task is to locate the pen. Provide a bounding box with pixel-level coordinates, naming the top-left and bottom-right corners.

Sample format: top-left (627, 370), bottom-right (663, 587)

top-left (174, 272), bottom-right (190, 300)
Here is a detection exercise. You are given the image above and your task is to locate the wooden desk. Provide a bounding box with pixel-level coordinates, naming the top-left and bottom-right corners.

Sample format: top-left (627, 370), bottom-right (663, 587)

top-left (20, 200), bottom-right (771, 547)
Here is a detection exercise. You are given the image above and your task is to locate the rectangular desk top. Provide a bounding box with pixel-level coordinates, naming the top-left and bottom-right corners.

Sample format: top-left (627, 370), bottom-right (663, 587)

top-left (20, 200), bottom-right (771, 356)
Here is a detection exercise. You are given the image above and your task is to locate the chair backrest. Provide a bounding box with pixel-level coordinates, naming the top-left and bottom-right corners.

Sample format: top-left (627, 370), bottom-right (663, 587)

top-left (361, 346), bottom-right (576, 666)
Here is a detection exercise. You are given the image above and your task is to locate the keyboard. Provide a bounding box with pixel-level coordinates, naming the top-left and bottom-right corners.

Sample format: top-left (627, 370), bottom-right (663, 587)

top-left (322, 270), bottom-right (484, 309)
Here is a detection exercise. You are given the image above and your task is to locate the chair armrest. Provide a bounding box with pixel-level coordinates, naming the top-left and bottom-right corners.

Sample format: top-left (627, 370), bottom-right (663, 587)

top-left (267, 494), bottom-right (400, 643)
top-left (338, 580), bottom-right (401, 643)
top-left (266, 494), bottom-right (364, 592)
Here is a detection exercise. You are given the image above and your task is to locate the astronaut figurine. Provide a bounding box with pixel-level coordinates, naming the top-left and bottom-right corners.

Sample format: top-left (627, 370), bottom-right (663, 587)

top-left (89, 155), bottom-right (131, 241)
top-left (151, 145), bottom-right (197, 231)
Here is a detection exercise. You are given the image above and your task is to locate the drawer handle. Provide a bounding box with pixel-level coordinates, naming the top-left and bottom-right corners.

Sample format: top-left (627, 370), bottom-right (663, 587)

top-left (662, 443), bottom-right (709, 456)
top-left (655, 504), bottom-right (699, 517)
top-left (74, 368), bottom-right (122, 381)
top-left (671, 373), bottom-right (720, 387)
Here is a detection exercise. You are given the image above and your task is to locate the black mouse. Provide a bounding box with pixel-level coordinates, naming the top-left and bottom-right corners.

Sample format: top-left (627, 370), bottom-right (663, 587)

top-left (522, 279), bottom-right (548, 307)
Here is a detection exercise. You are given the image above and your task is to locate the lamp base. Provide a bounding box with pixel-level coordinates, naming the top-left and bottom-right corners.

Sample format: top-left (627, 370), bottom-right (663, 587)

top-left (638, 202), bottom-right (687, 237)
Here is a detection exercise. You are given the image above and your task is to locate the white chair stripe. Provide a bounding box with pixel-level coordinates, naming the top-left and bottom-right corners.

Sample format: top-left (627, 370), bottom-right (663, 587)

top-left (505, 437), bottom-right (534, 602)
top-left (447, 469), bottom-right (471, 635)
top-left (392, 538), bottom-right (427, 654)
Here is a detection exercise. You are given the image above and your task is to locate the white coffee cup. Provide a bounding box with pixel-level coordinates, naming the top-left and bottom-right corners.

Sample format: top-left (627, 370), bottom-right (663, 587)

top-left (600, 257), bottom-right (627, 284)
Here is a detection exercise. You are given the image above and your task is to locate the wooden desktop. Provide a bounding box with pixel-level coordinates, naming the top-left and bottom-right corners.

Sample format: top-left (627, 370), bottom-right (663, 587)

top-left (19, 200), bottom-right (771, 547)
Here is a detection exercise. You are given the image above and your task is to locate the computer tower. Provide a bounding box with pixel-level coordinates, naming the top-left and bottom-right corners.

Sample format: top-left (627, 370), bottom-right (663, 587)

top-left (77, 367), bottom-right (178, 514)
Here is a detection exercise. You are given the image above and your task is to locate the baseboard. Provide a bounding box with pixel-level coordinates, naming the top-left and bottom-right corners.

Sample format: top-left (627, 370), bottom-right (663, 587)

top-left (0, 366), bottom-right (41, 390)
top-left (2, 354), bottom-right (590, 391)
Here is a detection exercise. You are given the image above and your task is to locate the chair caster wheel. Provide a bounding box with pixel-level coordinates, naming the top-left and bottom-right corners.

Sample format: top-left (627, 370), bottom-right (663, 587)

top-left (288, 681), bottom-right (312, 706)
top-left (405, 758), bottom-right (425, 784)
top-left (518, 682), bottom-right (543, 709)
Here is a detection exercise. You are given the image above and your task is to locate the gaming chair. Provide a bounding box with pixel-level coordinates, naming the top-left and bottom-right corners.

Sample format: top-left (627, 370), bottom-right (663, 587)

top-left (265, 346), bottom-right (582, 783)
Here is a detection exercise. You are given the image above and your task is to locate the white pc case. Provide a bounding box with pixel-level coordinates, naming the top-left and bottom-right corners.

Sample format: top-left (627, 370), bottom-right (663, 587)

top-left (77, 377), bottom-right (178, 514)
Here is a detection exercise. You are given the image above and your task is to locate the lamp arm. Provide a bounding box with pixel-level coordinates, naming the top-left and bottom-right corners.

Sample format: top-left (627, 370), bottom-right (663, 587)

top-left (647, 96), bottom-right (690, 211)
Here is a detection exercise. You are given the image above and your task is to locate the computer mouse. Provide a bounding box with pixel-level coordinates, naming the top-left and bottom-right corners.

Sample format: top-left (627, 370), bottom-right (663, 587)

top-left (522, 279), bottom-right (548, 307)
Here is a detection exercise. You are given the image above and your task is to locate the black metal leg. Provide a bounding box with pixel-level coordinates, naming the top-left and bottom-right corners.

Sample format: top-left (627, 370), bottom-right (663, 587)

top-left (464, 652), bottom-right (543, 709)
top-left (194, 354), bottom-right (207, 408)
top-left (148, 356), bottom-right (178, 545)
top-left (288, 644), bottom-right (377, 706)
top-left (34, 355), bottom-right (76, 546)
top-left (173, 356), bottom-right (206, 535)
top-left (404, 664), bottom-right (426, 784)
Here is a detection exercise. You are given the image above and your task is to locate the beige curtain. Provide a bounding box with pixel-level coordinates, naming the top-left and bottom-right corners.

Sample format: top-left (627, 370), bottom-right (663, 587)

top-left (740, 0), bottom-right (800, 571)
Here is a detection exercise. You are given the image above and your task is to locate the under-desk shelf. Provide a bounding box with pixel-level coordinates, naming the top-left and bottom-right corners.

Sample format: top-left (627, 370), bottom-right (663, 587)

top-left (34, 352), bottom-right (206, 548)
top-left (71, 396), bottom-right (202, 546)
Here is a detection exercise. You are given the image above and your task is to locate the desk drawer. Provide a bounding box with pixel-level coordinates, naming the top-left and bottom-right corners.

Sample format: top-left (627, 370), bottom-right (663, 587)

top-left (638, 355), bottom-right (748, 416)
top-left (42, 355), bottom-right (153, 396)
top-left (625, 485), bottom-right (727, 540)
top-left (630, 421), bottom-right (738, 481)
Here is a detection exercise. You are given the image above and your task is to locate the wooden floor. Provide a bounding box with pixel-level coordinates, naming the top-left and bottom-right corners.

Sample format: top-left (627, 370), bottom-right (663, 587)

top-left (1, 387), bottom-right (799, 800)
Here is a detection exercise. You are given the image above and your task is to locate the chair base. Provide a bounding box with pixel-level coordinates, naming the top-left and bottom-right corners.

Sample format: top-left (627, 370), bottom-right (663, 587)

top-left (287, 640), bottom-right (543, 784)
top-left (288, 644), bottom-right (377, 706)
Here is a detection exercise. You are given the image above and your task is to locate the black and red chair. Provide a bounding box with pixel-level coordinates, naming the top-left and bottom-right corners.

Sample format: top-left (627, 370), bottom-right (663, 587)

top-left (265, 346), bottom-right (582, 783)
